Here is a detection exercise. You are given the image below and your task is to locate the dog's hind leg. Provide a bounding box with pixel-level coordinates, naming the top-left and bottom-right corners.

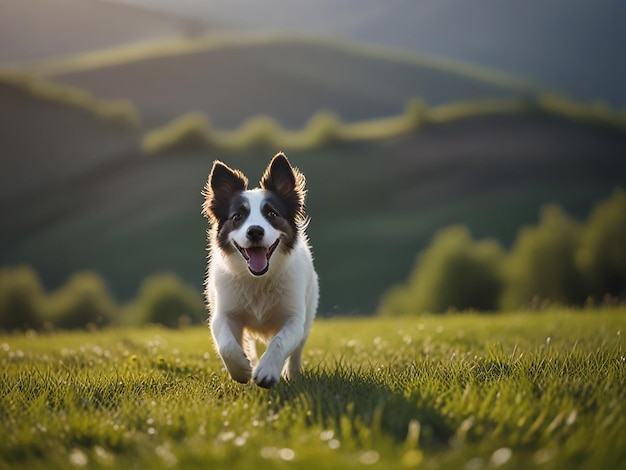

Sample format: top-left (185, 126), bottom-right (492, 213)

top-left (283, 341), bottom-right (304, 381)
top-left (243, 333), bottom-right (259, 367)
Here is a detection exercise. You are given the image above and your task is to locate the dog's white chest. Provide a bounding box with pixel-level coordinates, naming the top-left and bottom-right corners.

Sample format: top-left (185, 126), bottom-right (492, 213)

top-left (239, 281), bottom-right (281, 320)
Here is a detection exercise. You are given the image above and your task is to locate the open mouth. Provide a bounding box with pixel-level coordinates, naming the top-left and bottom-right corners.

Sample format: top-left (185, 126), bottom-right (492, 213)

top-left (233, 238), bottom-right (280, 276)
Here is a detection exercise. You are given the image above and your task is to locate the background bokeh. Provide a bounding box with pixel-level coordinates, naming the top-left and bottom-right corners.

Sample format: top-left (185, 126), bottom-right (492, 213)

top-left (1, 0), bottom-right (625, 328)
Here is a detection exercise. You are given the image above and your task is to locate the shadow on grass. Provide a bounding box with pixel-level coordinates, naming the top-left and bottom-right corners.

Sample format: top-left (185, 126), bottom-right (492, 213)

top-left (271, 364), bottom-right (454, 449)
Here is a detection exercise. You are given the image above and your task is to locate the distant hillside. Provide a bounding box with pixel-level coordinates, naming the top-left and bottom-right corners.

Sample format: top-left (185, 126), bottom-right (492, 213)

top-left (38, 36), bottom-right (535, 129)
top-left (1, 84), bottom-right (625, 313)
top-left (0, 81), bottom-right (138, 211)
top-left (115, 0), bottom-right (626, 108)
top-left (0, 0), bottom-right (208, 65)
top-left (0, 72), bottom-right (141, 131)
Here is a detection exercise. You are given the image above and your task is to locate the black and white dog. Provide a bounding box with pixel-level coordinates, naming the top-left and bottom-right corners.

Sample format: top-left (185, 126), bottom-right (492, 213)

top-left (202, 153), bottom-right (318, 387)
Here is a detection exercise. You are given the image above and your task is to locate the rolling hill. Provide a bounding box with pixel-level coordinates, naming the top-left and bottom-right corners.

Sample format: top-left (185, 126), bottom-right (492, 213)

top-left (39, 36), bottom-right (535, 129)
top-left (1, 78), bottom-right (625, 313)
top-left (0, 80), bottom-right (138, 203)
top-left (0, 0), bottom-right (208, 65)
top-left (113, 0), bottom-right (626, 108)
top-left (2, 1), bottom-right (625, 315)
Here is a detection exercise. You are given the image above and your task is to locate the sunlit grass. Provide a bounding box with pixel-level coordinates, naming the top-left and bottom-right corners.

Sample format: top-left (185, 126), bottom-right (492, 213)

top-left (1, 308), bottom-right (624, 469)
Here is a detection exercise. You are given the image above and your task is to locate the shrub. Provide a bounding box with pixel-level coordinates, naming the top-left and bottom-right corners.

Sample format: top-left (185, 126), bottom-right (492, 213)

top-left (380, 226), bottom-right (505, 315)
top-left (500, 205), bottom-right (585, 310)
top-left (0, 265), bottom-right (45, 331)
top-left (576, 188), bottom-right (626, 300)
top-left (46, 272), bottom-right (117, 329)
top-left (95, 100), bottom-right (142, 129)
top-left (127, 273), bottom-right (205, 328)
top-left (141, 112), bottom-right (213, 154)
top-left (304, 111), bottom-right (344, 147)
top-left (402, 97), bottom-right (429, 130)
top-left (231, 115), bottom-right (284, 150)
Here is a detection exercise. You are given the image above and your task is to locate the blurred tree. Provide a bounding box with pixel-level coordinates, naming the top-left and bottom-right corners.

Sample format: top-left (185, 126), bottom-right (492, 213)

top-left (305, 111), bottom-right (344, 147)
top-left (235, 115), bottom-right (283, 150)
top-left (142, 112), bottom-right (213, 154)
top-left (380, 226), bottom-right (504, 315)
top-left (128, 273), bottom-right (205, 328)
top-left (501, 205), bottom-right (584, 310)
top-left (576, 188), bottom-right (626, 300)
top-left (403, 97), bottom-right (429, 130)
top-left (47, 271), bottom-right (117, 329)
top-left (0, 265), bottom-right (45, 331)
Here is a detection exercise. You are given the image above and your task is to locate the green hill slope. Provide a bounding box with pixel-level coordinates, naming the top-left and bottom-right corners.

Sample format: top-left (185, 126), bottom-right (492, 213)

top-left (0, 0), bottom-right (207, 65)
top-left (2, 82), bottom-right (625, 313)
top-left (37, 35), bottom-right (536, 129)
top-left (0, 80), bottom-right (138, 203)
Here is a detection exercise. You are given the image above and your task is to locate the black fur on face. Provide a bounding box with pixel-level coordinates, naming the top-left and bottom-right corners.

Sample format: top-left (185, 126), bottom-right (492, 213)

top-left (202, 161), bottom-right (248, 230)
top-left (203, 154), bottom-right (307, 255)
top-left (260, 152), bottom-right (307, 232)
top-left (216, 194), bottom-right (250, 251)
top-left (261, 192), bottom-right (298, 250)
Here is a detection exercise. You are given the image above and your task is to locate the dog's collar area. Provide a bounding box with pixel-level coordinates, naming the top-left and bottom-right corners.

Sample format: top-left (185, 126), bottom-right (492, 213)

top-left (233, 238), bottom-right (280, 276)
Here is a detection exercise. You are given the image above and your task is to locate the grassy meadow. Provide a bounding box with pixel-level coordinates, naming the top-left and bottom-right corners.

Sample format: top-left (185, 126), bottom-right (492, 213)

top-left (1, 308), bottom-right (624, 469)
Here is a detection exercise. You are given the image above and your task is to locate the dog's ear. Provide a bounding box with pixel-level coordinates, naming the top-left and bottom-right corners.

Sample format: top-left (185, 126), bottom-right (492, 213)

top-left (260, 152), bottom-right (306, 224)
top-left (202, 161), bottom-right (248, 222)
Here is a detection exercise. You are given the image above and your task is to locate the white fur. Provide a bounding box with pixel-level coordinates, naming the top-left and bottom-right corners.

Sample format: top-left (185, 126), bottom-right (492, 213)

top-left (206, 190), bottom-right (319, 387)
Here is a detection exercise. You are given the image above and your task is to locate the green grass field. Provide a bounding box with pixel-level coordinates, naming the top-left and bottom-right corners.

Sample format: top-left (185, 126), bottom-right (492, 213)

top-left (1, 308), bottom-right (624, 469)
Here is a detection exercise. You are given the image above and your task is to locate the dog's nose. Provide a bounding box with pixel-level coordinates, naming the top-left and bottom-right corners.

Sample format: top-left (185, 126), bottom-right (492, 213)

top-left (246, 225), bottom-right (264, 242)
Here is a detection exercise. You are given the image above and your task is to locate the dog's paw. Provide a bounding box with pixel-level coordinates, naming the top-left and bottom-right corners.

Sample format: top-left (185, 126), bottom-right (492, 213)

top-left (229, 365), bottom-right (252, 384)
top-left (282, 367), bottom-right (301, 382)
top-left (252, 357), bottom-right (282, 388)
top-left (219, 347), bottom-right (252, 383)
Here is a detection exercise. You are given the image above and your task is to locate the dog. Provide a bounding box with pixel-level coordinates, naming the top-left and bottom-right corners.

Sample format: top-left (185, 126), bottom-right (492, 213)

top-left (202, 153), bottom-right (319, 388)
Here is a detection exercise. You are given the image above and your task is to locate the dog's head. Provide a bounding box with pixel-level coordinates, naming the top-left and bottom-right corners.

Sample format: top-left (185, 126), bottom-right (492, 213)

top-left (203, 153), bottom-right (307, 276)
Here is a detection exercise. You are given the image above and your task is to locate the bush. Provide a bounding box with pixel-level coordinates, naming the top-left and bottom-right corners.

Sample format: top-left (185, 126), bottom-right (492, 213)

top-left (0, 265), bottom-right (45, 331)
top-left (232, 115), bottom-right (284, 150)
top-left (380, 226), bottom-right (505, 315)
top-left (381, 191), bottom-right (626, 316)
top-left (577, 188), bottom-right (626, 300)
top-left (304, 111), bottom-right (344, 147)
top-left (96, 100), bottom-right (142, 129)
top-left (500, 205), bottom-right (585, 310)
top-left (126, 273), bottom-right (205, 328)
top-left (46, 272), bottom-right (117, 329)
top-left (141, 112), bottom-right (213, 154)
top-left (403, 97), bottom-right (429, 130)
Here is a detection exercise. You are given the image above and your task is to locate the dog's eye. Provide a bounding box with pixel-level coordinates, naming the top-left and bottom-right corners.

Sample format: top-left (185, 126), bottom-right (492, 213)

top-left (232, 212), bottom-right (242, 222)
top-left (267, 210), bottom-right (279, 218)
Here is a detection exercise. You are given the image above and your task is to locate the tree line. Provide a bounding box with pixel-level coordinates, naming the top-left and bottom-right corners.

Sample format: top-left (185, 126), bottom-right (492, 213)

top-left (380, 188), bottom-right (626, 315)
top-left (142, 94), bottom-right (626, 155)
top-left (0, 270), bottom-right (205, 332)
top-left (2, 189), bottom-right (624, 330)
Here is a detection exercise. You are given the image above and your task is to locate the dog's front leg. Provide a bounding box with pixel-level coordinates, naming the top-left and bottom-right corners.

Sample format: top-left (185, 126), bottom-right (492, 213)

top-left (211, 314), bottom-right (252, 383)
top-left (253, 314), bottom-right (304, 388)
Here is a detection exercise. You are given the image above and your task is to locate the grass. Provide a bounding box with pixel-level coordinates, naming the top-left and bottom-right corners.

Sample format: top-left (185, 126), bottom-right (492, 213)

top-left (1, 308), bottom-right (624, 469)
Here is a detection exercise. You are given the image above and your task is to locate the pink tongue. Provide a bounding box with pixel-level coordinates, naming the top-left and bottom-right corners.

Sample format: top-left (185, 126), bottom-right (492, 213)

top-left (245, 247), bottom-right (268, 274)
